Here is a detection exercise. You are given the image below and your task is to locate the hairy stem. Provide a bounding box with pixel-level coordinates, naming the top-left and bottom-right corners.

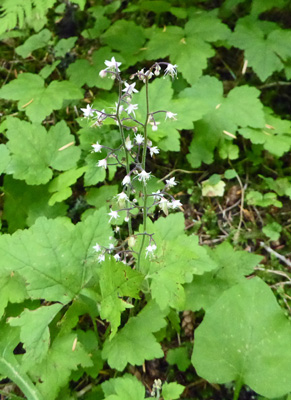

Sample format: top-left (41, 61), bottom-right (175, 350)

top-left (137, 77), bottom-right (150, 270)
top-left (116, 79), bottom-right (132, 236)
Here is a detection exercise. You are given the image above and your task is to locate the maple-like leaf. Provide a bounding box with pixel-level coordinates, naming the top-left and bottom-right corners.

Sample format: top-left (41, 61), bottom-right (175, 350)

top-left (193, 278), bottom-right (291, 398)
top-left (9, 304), bottom-right (63, 370)
top-left (15, 28), bottom-right (51, 58)
top-left (67, 47), bottom-right (120, 90)
top-left (30, 333), bottom-right (92, 400)
top-left (186, 78), bottom-right (265, 167)
top-left (98, 257), bottom-right (144, 339)
top-left (145, 12), bottom-right (230, 84)
top-left (102, 374), bottom-right (146, 400)
top-left (0, 73), bottom-right (83, 123)
top-left (0, 208), bottom-right (112, 303)
top-left (139, 214), bottom-right (217, 310)
top-left (183, 242), bottom-right (263, 311)
top-left (6, 119), bottom-right (81, 185)
top-left (102, 301), bottom-right (167, 370)
top-left (229, 17), bottom-right (291, 81)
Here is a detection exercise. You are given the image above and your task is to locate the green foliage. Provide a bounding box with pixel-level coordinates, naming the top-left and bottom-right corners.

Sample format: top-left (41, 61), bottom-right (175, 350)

top-left (101, 20), bottom-right (146, 65)
top-left (166, 346), bottom-right (191, 372)
top-left (145, 12), bottom-right (230, 85)
top-left (98, 257), bottom-right (144, 338)
top-left (230, 17), bottom-right (291, 81)
top-left (0, 74), bottom-right (83, 123)
top-left (48, 167), bottom-right (87, 206)
top-left (5, 119), bottom-right (80, 185)
top-left (0, 209), bottom-right (112, 302)
top-left (67, 47), bottom-right (118, 89)
top-left (141, 214), bottom-right (217, 310)
top-left (263, 222), bottom-right (282, 241)
top-left (30, 333), bottom-right (92, 400)
top-left (0, 323), bottom-right (44, 400)
top-left (162, 382), bottom-right (184, 400)
top-left (183, 242), bottom-right (262, 311)
top-left (9, 304), bottom-right (63, 370)
top-left (3, 176), bottom-right (67, 232)
top-left (0, 144), bottom-right (10, 174)
top-left (246, 190), bottom-right (282, 208)
top-left (192, 278), bottom-right (291, 398)
top-left (102, 374), bottom-right (146, 400)
top-left (1, 1), bottom-right (291, 399)
top-left (15, 29), bottom-right (51, 58)
top-left (54, 37), bottom-right (77, 58)
top-left (0, 272), bottom-right (28, 318)
top-left (102, 301), bottom-right (167, 370)
top-left (0, 0), bottom-right (56, 34)
top-left (187, 78), bottom-right (265, 167)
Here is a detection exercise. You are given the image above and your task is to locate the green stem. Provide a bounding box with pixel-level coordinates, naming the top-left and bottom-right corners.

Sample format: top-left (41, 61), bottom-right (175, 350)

top-left (233, 380), bottom-right (242, 400)
top-left (137, 77), bottom-right (150, 270)
top-left (117, 80), bottom-right (132, 236)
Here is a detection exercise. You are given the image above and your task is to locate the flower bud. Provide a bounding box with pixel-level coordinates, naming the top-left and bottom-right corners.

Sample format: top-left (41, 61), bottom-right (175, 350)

top-left (99, 69), bottom-right (107, 78)
top-left (128, 236), bottom-right (136, 247)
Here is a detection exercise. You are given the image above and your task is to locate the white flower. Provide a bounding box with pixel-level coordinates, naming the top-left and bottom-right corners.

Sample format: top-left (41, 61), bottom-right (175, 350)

top-left (99, 69), bottom-right (107, 78)
top-left (97, 158), bottom-right (107, 169)
top-left (95, 109), bottom-right (106, 120)
top-left (93, 243), bottom-right (101, 252)
top-left (126, 103), bottom-right (138, 117)
top-left (159, 197), bottom-right (171, 215)
top-left (114, 253), bottom-right (121, 261)
top-left (149, 146), bottom-right (159, 157)
top-left (114, 102), bottom-right (123, 113)
top-left (128, 236), bottom-right (136, 247)
top-left (154, 65), bottom-right (161, 76)
top-left (81, 104), bottom-right (94, 118)
top-left (122, 175), bottom-right (131, 186)
top-left (93, 109), bottom-right (107, 127)
top-left (124, 216), bottom-right (129, 222)
top-left (134, 133), bottom-right (144, 145)
top-left (166, 177), bottom-right (177, 187)
top-left (116, 192), bottom-right (128, 201)
top-left (104, 57), bottom-right (122, 71)
top-left (138, 170), bottom-right (151, 183)
top-left (125, 136), bottom-right (133, 151)
top-left (108, 210), bottom-right (120, 223)
top-left (165, 111), bottom-right (177, 121)
top-left (146, 244), bottom-right (157, 258)
top-left (152, 190), bottom-right (161, 200)
top-left (114, 226), bottom-right (120, 233)
top-left (108, 243), bottom-right (114, 250)
top-left (92, 141), bottom-right (102, 153)
top-left (164, 63), bottom-right (178, 79)
top-left (150, 121), bottom-right (160, 131)
top-left (116, 192), bottom-right (128, 207)
top-left (122, 82), bottom-right (139, 94)
top-left (170, 199), bottom-right (182, 209)
top-left (97, 254), bottom-right (105, 263)
top-left (145, 70), bottom-right (153, 79)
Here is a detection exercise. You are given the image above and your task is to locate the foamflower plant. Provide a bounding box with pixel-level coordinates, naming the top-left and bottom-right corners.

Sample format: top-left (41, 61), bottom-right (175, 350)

top-left (81, 59), bottom-right (181, 269)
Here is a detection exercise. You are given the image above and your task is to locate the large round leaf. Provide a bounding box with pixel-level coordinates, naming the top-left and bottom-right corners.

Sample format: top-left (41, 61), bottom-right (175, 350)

top-left (192, 277), bottom-right (291, 398)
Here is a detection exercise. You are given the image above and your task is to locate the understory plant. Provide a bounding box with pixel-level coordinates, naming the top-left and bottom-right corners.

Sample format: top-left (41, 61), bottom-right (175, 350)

top-left (1, 1), bottom-right (291, 400)
top-left (82, 58), bottom-right (181, 270)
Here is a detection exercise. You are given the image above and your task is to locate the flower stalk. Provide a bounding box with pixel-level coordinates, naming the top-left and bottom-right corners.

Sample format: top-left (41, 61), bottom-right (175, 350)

top-left (82, 59), bottom-right (180, 266)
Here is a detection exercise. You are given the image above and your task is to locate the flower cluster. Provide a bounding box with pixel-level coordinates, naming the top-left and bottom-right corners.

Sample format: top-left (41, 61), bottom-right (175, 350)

top-left (81, 58), bottom-right (182, 266)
